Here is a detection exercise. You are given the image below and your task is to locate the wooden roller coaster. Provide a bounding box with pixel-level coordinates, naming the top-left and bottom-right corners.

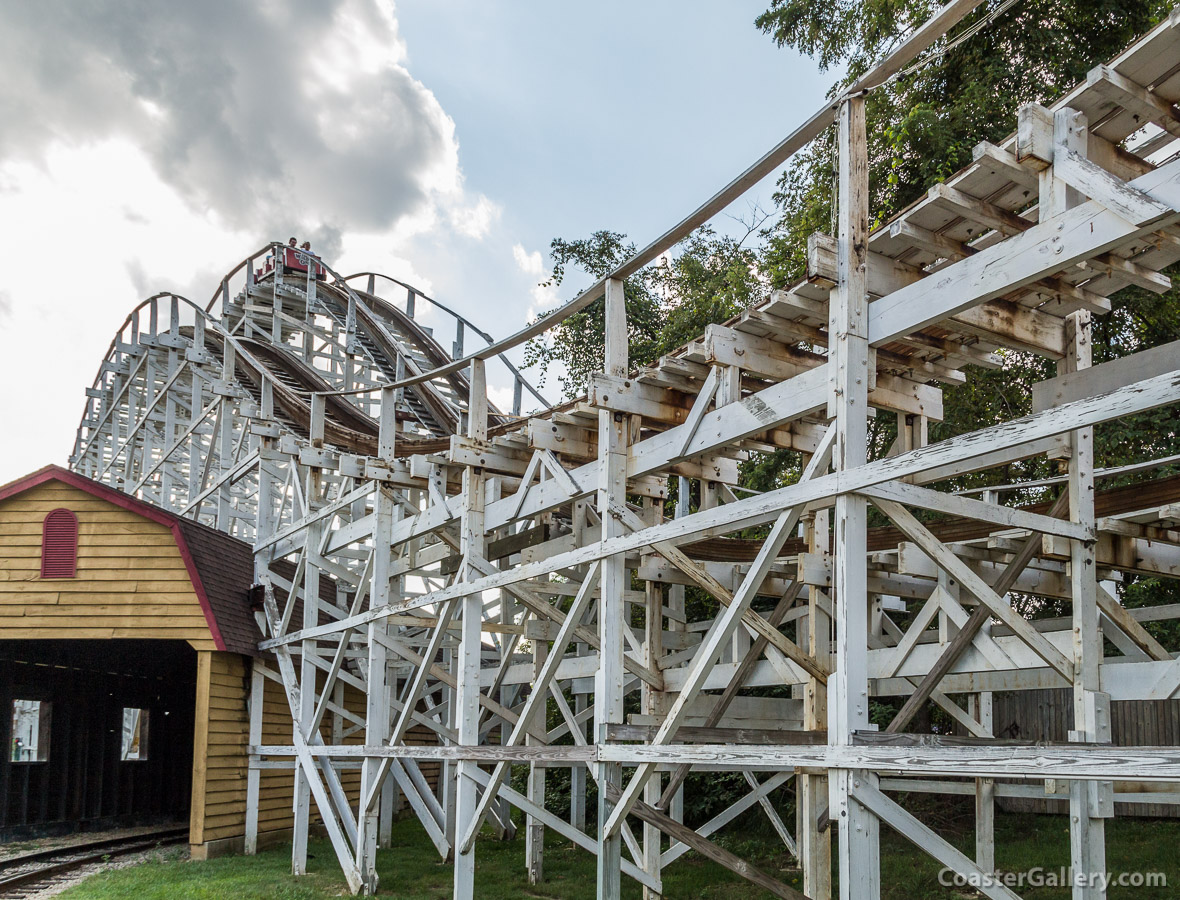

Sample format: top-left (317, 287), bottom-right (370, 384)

top-left (69, 2), bottom-right (1180, 898)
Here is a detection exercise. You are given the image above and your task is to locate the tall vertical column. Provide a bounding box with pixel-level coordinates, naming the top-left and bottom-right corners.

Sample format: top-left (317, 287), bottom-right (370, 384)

top-left (970, 692), bottom-right (995, 874)
top-left (453, 359), bottom-right (489, 899)
top-left (1066, 309), bottom-right (1110, 899)
top-left (667, 479), bottom-right (689, 826)
top-left (248, 380), bottom-right (275, 860)
top-left (244, 662), bottom-right (265, 855)
top-left (596, 277), bottom-right (629, 900)
top-left (293, 520), bottom-right (324, 875)
top-left (801, 508), bottom-right (831, 900)
top-left (217, 344), bottom-right (236, 531)
top-left (358, 487), bottom-right (395, 893)
top-left (827, 93), bottom-right (880, 900)
top-left (1037, 104), bottom-right (1109, 900)
top-left (527, 628), bottom-right (547, 883)
top-left (570, 500), bottom-right (590, 834)
top-left (642, 496), bottom-right (665, 899)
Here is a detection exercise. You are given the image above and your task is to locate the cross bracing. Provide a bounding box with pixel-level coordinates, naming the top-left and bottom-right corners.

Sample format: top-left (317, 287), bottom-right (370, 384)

top-left (69, 3), bottom-right (1180, 898)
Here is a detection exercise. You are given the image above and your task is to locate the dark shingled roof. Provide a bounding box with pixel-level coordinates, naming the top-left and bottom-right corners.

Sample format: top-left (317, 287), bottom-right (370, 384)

top-left (0, 465), bottom-right (262, 657)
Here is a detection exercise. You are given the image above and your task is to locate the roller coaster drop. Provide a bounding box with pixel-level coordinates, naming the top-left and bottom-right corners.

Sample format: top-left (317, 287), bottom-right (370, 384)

top-left (68, 3), bottom-right (1180, 898)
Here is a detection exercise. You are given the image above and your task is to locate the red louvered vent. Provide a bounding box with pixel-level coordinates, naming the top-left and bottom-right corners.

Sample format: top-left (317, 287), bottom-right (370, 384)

top-left (41, 508), bottom-right (78, 578)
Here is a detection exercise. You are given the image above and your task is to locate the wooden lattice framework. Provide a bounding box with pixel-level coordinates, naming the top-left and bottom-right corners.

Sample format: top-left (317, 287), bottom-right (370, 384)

top-left (71, 3), bottom-right (1180, 897)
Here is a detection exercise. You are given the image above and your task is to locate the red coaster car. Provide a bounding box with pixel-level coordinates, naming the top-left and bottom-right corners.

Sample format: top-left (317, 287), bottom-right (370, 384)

top-left (283, 247), bottom-right (326, 279)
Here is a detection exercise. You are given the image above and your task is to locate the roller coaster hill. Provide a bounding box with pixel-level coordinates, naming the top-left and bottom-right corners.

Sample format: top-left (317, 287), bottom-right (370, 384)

top-left (68, 240), bottom-right (548, 536)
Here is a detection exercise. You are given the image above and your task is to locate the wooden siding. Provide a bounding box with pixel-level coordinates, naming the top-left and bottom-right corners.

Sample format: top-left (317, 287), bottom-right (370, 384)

top-left (0, 482), bottom-right (215, 648)
top-left (993, 689), bottom-right (1180, 817)
top-left (189, 652), bottom-right (403, 847)
top-left (190, 651), bottom-right (251, 845)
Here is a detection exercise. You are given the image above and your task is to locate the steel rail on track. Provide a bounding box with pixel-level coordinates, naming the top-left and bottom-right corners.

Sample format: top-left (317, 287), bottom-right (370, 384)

top-left (0, 827), bottom-right (188, 895)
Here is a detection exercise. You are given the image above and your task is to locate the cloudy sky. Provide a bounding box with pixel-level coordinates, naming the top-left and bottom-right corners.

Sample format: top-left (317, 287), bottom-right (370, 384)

top-left (0, 0), bottom-right (833, 483)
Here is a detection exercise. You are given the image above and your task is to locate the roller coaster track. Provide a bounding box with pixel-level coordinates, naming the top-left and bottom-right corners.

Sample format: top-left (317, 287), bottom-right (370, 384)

top-left (70, 243), bottom-right (547, 538)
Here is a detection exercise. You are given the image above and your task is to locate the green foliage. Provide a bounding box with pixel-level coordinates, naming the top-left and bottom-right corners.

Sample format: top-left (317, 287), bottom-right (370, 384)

top-left (522, 231), bottom-right (663, 399)
top-left (649, 225), bottom-right (769, 357)
top-left (523, 227), bottom-right (767, 399)
top-left (756, 0), bottom-right (1169, 284)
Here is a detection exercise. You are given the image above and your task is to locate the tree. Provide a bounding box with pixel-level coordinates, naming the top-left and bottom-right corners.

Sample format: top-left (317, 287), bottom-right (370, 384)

top-left (756, 0), bottom-right (1168, 285)
top-left (523, 226), bottom-right (768, 399)
top-left (755, 0), bottom-right (1180, 651)
top-left (521, 231), bottom-right (662, 400)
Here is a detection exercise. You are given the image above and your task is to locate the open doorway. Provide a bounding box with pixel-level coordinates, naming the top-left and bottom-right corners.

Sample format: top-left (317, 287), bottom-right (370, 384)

top-left (0, 639), bottom-right (197, 841)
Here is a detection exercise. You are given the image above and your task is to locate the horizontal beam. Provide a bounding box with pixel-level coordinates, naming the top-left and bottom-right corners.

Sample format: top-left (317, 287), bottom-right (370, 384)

top-left (254, 742), bottom-right (1180, 781)
top-left (868, 152), bottom-right (1180, 347)
top-left (266, 364), bottom-right (1180, 649)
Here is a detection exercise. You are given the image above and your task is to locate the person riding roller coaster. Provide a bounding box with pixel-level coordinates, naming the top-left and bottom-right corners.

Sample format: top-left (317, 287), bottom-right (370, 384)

top-left (262, 236), bottom-right (326, 280)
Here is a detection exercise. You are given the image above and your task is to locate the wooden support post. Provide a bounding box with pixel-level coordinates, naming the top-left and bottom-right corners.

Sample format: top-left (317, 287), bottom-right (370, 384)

top-left (244, 662), bottom-right (265, 855)
top-left (1040, 105), bottom-right (1110, 900)
top-left (378, 773), bottom-right (397, 849)
top-left (642, 497), bottom-right (665, 900)
top-left (1066, 308), bottom-right (1111, 900)
top-left (802, 508), bottom-right (832, 900)
top-left (453, 359), bottom-right (489, 899)
top-left (292, 522), bottom-right (323, 876)
top-left (216, 344), bottom-right (236, 530)
top-left (527, 636), bottom-right (547, 884)
top-left (970, 692), bottom-right (995, 874)
top-left (379, 387), bottom-right (397, 460)
top-left (357, 488), bottom-right (395, 893)
top-left (571, 686), bottom-right (588, 831)
top-left (828, 93), bottom-right (880, 900)
top-left (596, 277), bottom-right (629, 900)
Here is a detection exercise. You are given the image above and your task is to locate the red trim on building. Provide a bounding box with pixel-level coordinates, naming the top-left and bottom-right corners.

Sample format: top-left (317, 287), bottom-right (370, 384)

top-left (0, 465), bottom-right (229, 651)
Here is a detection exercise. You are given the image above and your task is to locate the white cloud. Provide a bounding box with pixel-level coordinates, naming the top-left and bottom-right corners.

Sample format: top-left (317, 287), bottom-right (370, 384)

top-left (0, 0), bottom-right (480, 240)
top-left (486, 383), bottom-right (516, 415)
top-left (513, 243), bottom-right (544, 275)
top-left (512, 242), bottom-right (559, 317)
top-left (449, 194), bottom-right (501, 240)
top-left (0, 0), bottom-right (512, 482)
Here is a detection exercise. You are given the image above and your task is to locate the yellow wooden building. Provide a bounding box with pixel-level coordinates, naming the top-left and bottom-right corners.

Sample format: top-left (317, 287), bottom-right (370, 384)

top-left (0, 466), bottom-right (321, 857)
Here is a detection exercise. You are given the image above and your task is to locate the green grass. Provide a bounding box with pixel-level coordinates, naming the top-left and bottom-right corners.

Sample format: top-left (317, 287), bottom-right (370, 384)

top-left (58, 813), bottom-right (1180, 899)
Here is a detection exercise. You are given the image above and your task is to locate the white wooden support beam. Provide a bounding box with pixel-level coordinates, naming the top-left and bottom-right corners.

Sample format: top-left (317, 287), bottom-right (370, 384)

top-left (1064, 310), bottom-right (1111, 900)
top-left (849, 780), bottom-right (1020, 900)
top-left (1054, 148), bottom-right (1172, 227)
top-left (872, 498), bottom-right (1074, 680)
top-left (452, 358), bottom-right (489, 900)
top-left (640, 498), bottom-right (665, 900)
top-left (801, 506), bottom-right (832, 900)
top-left (378, 386), bottom-right (397, 459)
top-left (861, 480), bottom-right (1092, 541)
top-left (259, 585), bottom-right (363, 894)
top-left (596, 276), bottom-right (629, 900)
top-left (356, 490), bottom-right (393, 893)
top-left (676, 365), bottom-right (719, 458)
top-left (970, 692), bottom-right (996, 876)
top-left (266, 362), bottom-right (1180, 650)
top-left (603, 510), bottom-right (796, 837)
top-left (1032, 337), bottom-right (1180, 412)
top-left (662, 772), bottom-right (795, 867)
top-left (828, 93), bottom-right (880, 900)
top-left (457, 564), bottom-right (601, 853)
top-left (1087, 63), bottom-right (1180, 139)
top-left (244, 661), bottom-right (265, 855)
top-left (868, 149), bottom-right (1180, 348)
